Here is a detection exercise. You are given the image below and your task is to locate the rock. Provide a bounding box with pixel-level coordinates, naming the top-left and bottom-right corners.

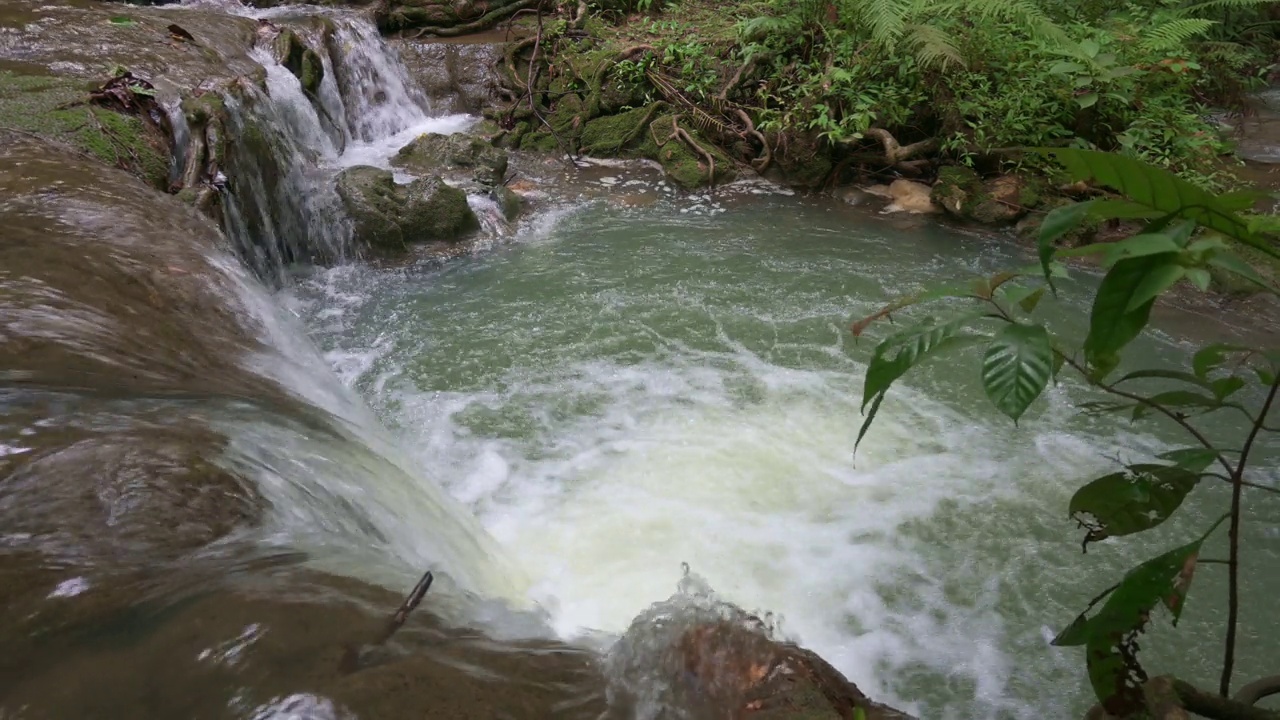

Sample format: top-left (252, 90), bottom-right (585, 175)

top-left (393, 39), bottom-right (502, 115)
top-left (272, 28), bottom-right (324, 96)
top-left (884, 179), bottom-right (939, 214)
top-left (648, 115), bottom-right (736, 188)
top-left (490, 185), bottom-right (522, 221)
top-left (392, 132), bottom-right (509, 187)
top-left (335, 165), bottom-right (478, 253)
top-left (932, 166), bottom-right (1031, 225)
top-left (402, 174), bottom-right (481, 238)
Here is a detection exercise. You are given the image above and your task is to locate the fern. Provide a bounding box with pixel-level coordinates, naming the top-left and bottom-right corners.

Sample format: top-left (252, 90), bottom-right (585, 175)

top-left (843, 0), bottom-right (910, 45)
top-left (904, 23), bottom-right (965, 69)
top-left (1140, 18), bottom-right (1219, 51)
top-left (1179, 0), bottom-right (1279, 14)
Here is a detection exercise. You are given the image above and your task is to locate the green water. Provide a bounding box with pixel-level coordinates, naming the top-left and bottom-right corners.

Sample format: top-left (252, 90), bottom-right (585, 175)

top-left (288, 190), bottom-right (1280, 719)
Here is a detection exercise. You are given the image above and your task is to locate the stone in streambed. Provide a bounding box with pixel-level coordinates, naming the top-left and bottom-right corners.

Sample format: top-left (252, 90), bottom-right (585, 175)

top-left (932, 166), bottom-right (1037, 225)
top-left (392, 132), bottom-right (509, 187)
top-left (335, 165), bottom-right (478, 253)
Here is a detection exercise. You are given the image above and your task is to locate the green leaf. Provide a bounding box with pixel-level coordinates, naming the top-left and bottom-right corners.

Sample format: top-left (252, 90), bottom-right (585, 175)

top-left (1031, 149), bottom-right (1273, 258)
top-left (1018, 286), bottom-right (1047, 314)
top-left (1211, 376), bottom-right (1246, 400)
top-left (1125, 263), bottom-right (1185, 312)
top-left (1101, 233), bottom-right (1183, 265)
top-left (1069, 464), bottom-right (1200, 546)
top-left (1077, 92), bottom-right (1099, 109)
top-left (982, 324), bottom-right (1053, 422)
top-left (1084, 254), bottom-right (1174, 374)
top-left (1147, 389), bottom-right (1223, 410)
top-left (1115, 368), bottom-right (1213, 389)
top-left (862, 315), bottom-right (985, 409)
top-left (1216, 189), bottom-right (1269, 212)
top-left (1038, 202), bottom-right (1092, 288)
top-left (1086, 636), bottom-right (1144, 717)
top-left (1185, 267), bottom-right (1211, 291)
top-left (1193, 343), bottom-right (1250, 379)
top-left (854, 392), bottom-right (885, 456)
top-left (109, 15), bottom-right (136, 25)
top-left (1050, 60), bottom-right (1087, 74)
top-left (1157, 448), bottom-right (1219, 474)
top-left (1207, 251), bottom-right (1280, 293)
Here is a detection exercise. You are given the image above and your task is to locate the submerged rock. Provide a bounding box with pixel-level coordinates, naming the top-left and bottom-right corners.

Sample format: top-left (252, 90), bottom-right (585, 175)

top-left (335, 165), bottom-right (479, 252)
top-left (490, 185), bottom-right (522, 221)
top-left (392, 132), bottom-right (509, 187)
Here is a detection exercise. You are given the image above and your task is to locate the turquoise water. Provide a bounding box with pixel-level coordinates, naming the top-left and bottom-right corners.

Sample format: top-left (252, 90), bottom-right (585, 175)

top-left (287, 189), bottom-right (1280, 719)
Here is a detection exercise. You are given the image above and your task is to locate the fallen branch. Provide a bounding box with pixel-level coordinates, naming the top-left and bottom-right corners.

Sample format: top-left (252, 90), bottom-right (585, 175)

top-left (338, 570), bottom-right (434, 675)
top-left (1083, 675), bottom-right (1280, 720)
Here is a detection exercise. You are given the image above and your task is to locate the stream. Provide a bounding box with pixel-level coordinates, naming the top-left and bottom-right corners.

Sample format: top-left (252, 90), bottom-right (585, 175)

top-left (2, 1), bottom-right (1279, 718)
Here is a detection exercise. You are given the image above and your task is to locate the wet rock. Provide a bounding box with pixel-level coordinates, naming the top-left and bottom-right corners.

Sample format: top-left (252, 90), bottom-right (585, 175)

top-left (490, 185), bottom-right (522, 221)
top-left (393, 38), bottom-right (502, 115)
top-left (335, 165), bottom-right (479, 252)
top-left (272, 28), bottom-right (325, 96)
top-left (932, 167), bottom-right (1032, 225)
top-left (392, 132), bottom-right (509, 187)
top-left (0, 69), bottom-right (171, 189)
top-left (648, 114), bottom-right (736, 188)
top-left (884, 178), bottom-right (939, 214)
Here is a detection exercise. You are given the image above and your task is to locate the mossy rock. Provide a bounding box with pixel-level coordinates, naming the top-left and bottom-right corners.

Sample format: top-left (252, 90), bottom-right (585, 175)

top-left (273, 29), bottom-right (325, 96)
top-left (520, 130), bottom-right (561, 152)
top-left (335, 165), bottom-right (478, 254)
top-left (772, 132), bottom-right (831, 188)
top-left (580, 105), bottom-right (658, 157)
top-left (490, 185), bottom-right (522, 221)
top-left (650, 115), bottom-right (735, 188)
top-left (0, 69), bottom-right (170, 189)
top-left (933, 166), bottom-right (1028, 225)
top-left (392, 132), bottom-right (508, 186)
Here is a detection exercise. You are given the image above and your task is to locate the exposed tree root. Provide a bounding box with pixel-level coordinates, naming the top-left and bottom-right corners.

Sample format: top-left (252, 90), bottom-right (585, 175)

top-left (1083, 675), bottom-right (1280, 720)
top-left (862, 127), bottom-right (939, 165)
top-left (734, 108), bottom-right (770, 172)
top-left (400, 0), bottom-right (541, 38)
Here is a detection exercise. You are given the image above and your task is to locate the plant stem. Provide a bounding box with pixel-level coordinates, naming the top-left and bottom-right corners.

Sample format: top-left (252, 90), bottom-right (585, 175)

top-left (1221, 375), bottom-right (1280, 697)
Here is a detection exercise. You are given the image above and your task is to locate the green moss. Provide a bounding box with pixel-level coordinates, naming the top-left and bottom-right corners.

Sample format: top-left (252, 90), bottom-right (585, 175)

top-left (274, 30), bottom-right (324, 96)
top-left (0, 69), bottom-right (170, 189)
top-left (520, 130), bottom-right (561, 152)
top-left (651, 115), bottom-right (735, 188)
top-left (580, 105), bottom-right (658, 156)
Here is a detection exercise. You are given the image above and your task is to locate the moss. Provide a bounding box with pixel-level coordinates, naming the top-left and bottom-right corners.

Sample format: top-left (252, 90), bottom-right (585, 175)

top-left (580, 105), bottom-right (658, 156)
top-left (650, 115), bottom-right (735, 188)
top-left (274, 30), bottom-right (324, 96)
top-left (0, 69), bottom-right (170, 189)
top-left (520, 130), bottom-right (561, 152)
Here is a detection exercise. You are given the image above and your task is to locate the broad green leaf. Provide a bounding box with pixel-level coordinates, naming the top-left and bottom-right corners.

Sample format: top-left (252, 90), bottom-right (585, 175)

top-left (1018, 286), bottom-right (1047, 313)
top-left (1031, 149), bottom-right (1274, 258)
top-left (1098, 233), bottom-right (1182, 266)
top-left (1084, 254), bottom-right (1173, 374)
top-left (1050, 61), bottom-right (1087, 74)
top-left (1193, 343), bottom-right (1250, 379)
top-left (1125, 263), bottom-right (1185, 312)
top-left (1069, 464), bottom-right (1200, 546)
top-left (982, 323), bottom-right (1053, 422)
top-left (854, 392), bottom-right (885, 456)
top-left (1077, 92), bottom-right (1099, 109)
top-left (1086, 636), bottom-right (1144, 717)
top-left (862, 315), bottom-right (985, 409)
top-left (1216, 189), bottom-right (1270, 212)
top-left (1208, 251), bottom-right (1280, 293)
top-left (1146, 389), bottom-right (1223, 411)
top-left (1115, 368), bottom-right (1214, 392)
top-left (1258, 366), bottom-right (1277, 386)
top-left (1038, 202), bottom-right (1093, 288)
top-left (1157, 448), bottom-right (1219, 474)
top-left (1211, 376), bottom-right (1246, 400)
top-left (1185, 267), bottom-right (1211, 291)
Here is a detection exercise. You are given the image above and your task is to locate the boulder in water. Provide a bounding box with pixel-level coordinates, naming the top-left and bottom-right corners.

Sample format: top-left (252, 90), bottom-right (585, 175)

top-left (335, 165), bottom-right (479, 252)
top-left (392, 132), bottom-right (509, 187)
top-left (272, 28), bottom-right (325, 96)
top-left (932, 167), bottom-right (1035, 224)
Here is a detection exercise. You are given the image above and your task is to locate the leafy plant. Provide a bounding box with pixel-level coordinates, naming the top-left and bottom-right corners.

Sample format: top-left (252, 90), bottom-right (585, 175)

top-left (851, 149), bottom-right (1280, 716)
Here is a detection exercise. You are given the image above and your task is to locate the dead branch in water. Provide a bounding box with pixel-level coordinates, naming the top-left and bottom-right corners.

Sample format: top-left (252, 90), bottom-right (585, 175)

top-left (338, 570), bottom-right (434, 675)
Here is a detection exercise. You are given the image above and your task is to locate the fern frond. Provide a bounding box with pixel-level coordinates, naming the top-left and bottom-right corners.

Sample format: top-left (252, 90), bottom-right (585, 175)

top-left (1141, 18), bottom-right (1219, 50)
top-left (1179, 0), bottom-right (1277, 15)
top-left (845, 0), bottom-right (910, 45)
top-left (904, 23), bottom-right (965, 69)
top-left (736, 14), bottom-right (799, 41)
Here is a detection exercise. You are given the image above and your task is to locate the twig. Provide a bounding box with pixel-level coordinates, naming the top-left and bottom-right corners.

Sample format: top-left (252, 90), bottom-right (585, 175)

top-left (338, 570), bottom-right (434, 674)
top-left (1222, 374), bottom-right (1280, 697)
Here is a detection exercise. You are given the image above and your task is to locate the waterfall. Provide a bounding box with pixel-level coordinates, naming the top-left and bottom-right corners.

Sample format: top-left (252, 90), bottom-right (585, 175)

top-left (211, 12), bottom-right (437, 280)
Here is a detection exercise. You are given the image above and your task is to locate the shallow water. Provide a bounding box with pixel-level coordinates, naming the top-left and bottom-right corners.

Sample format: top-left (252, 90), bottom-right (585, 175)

top-left (286, 188), bottom-right (1280, 719)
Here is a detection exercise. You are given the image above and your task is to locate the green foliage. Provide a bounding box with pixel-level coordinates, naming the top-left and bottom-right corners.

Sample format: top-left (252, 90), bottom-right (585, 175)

top-left (851, 150), bottom-right (1280, 712)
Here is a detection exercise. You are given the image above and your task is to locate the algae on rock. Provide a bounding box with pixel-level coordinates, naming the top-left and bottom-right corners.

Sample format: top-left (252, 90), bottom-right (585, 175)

top-left (392, 132), bottom-right (509, 187)
top-left (0, 69), bottom-right (171, 189)
top-left (335, 165), bottom-right (479, 254)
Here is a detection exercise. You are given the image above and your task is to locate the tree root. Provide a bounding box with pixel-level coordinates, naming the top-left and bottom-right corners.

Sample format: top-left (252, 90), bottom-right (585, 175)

top-left (1083, 675), bottom-right (1280, 720)
top-left (719, 51), bottom-right (770, 102)
top-left (861, 127), bottom-right (939, 165)
top-left (401, 0), bottom-right (541, 38)
top-left (664, 115), bottom-right (717, 188)
top-left (734, 108), bottom-right (770, 172)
